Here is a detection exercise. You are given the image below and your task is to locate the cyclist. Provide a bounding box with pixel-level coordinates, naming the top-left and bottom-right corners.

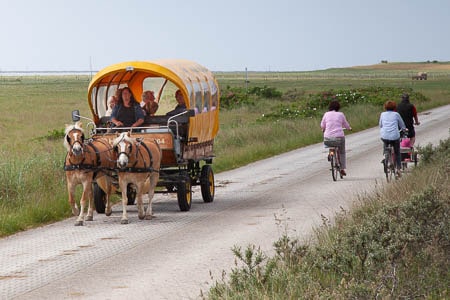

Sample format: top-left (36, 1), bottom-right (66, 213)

top-left (397, 93), bottom-right (420, 147)
top-left (379, 100), bottom-right (407, 177)
top-left (320, 100), bottom-right (352, 176)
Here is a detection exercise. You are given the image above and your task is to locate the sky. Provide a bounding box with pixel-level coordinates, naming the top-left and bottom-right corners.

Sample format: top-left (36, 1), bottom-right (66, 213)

top-left (1, 0), bottom-right (449, 72)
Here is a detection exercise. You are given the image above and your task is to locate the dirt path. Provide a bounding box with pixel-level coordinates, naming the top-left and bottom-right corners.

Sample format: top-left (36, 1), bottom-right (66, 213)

top-left (1, 105), bottom-right (449, 300)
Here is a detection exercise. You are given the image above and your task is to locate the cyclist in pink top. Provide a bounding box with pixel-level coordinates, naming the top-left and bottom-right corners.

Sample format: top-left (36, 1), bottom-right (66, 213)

top-left (320, 100), bottom-right (352, 176)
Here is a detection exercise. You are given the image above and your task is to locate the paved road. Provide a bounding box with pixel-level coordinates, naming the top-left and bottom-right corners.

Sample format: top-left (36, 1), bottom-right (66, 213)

top-left (1, 105), bottom-right (449, 300)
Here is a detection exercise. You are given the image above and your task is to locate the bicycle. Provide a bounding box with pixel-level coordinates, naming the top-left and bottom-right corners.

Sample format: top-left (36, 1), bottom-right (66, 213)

top-left (381, 130), bottom-right (406, 182)
top-left (327, 145), bottom-right (343, 181)
top-left (325, 141), bottom-right (344, 181)
top-left (382, 142), bottom-right (397, 182)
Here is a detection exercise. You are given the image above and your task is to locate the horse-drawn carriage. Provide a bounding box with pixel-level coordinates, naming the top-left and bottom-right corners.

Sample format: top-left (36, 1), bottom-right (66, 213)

top-left (68, 59), bottom-right (219, 221)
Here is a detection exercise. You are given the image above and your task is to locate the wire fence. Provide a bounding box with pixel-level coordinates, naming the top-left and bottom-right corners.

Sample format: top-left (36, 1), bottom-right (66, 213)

top-left (214, 71), bottom-right (450, 81)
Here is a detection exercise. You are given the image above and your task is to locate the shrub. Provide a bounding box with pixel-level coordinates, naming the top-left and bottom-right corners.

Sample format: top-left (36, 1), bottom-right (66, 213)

top-left (249, 86), bottom-right (282, 98)
top-left (281, 88), bottom-right (305, 102)
top-left (220, 85), bottom-right (282, 110)
top-left (258, 87), bottom-right (430, 122)
top-left (220, 86), bottom-right (254, 109)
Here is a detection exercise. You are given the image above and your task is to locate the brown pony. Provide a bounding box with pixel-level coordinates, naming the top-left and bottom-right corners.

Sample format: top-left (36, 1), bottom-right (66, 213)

top-left (112, 132), bottom-right (161, 224)
top-left (64, 122), bottom-right (116, 226)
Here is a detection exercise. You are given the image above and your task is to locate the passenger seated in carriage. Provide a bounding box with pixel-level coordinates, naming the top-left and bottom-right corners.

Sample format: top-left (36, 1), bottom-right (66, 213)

top-left (105, 89), bottom-right (122, 117)
top-left (166, 89), bottom-right (187, 116)
top-left (111, 87), bottom-right (145, 129)
top-left (141, 90), bottom-right (159, 116)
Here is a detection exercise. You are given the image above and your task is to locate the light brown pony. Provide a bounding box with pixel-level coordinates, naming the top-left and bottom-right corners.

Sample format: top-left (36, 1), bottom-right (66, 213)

top-left (112, 132), bottom-right (161, 224)
top-left (64, 122), bottom-right (116, 226)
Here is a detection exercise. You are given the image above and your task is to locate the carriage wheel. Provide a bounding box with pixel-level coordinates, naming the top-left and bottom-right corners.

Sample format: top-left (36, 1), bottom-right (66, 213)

top-left (200, 165), bottom-right (215, 203)
top-left (177, 175), bottom-right (192, 211)
top-left (127, 183), bottom-right (136, 205)
top-left (93, 182), bottom-right (106, 214)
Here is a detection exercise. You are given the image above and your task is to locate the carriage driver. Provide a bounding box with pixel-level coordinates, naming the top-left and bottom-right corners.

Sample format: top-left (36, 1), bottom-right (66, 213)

top-left (111, 87), bottom-right (145, 128)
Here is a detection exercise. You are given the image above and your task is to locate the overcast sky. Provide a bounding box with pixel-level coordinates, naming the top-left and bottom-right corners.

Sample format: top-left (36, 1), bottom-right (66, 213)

top-left (0, 0), bottom-right (448, 72)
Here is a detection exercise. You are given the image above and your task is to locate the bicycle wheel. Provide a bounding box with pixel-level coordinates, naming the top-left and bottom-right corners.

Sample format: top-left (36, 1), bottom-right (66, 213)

top-left (383, 152), bottom-right (390, 182)
top-left (330, 151), bottom-right (338, 181)
top-left (388, 151), bottom-right (397, 182)
top-left (336, 151), bottom-right (343, 179)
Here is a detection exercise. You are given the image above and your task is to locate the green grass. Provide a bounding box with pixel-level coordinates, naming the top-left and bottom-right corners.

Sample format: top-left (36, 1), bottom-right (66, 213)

top-left (0, 147), bottom-right (70, 235)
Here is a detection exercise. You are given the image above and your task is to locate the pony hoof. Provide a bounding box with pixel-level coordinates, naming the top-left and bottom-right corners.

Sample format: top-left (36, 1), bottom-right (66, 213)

top-left (144, 215), bottom-right (153, 220)
top-left (74, 221), bottom-right (84, 226)
top-left (121, 219), bottom-right (129, 224)
top-left (72, 209), bottom-right (80, 216)
top-left (85, 216), bottom-right (93, 221)
top-left (105, 210), bottom-right (112, 216)
top-left (138, 214), bottom-right (145, 220)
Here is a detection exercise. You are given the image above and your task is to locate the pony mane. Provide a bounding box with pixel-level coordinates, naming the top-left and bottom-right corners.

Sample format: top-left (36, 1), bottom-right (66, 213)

top-left (112, 132), bottom-right (134, 147)
top-left (64, 121), bottom-right (83, 135)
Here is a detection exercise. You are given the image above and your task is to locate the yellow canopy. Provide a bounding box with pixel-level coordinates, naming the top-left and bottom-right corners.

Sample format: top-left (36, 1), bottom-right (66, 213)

top-left (87, 59), bottom-right (220, 143)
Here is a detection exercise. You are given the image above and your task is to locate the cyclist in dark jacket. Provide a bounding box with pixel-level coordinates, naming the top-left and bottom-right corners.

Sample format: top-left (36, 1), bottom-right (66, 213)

top-left (397, 93), bottom-right (420, 146)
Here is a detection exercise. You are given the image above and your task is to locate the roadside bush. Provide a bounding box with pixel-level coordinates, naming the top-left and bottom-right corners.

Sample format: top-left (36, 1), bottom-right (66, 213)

top-left (43, 128), bottom-right (65, 140)
top-left (417, 138), bottom-right (450, 164)
top-left (281, 88), bottom-right (305, 102)
top-left (259, 86), bottom-right (430, 122)
top-left (248, 86), bottom-right (282, 98)
top-left (220, 86), bottom-right (254, 109)
top-left (220, 85), bottom-right (282, 109)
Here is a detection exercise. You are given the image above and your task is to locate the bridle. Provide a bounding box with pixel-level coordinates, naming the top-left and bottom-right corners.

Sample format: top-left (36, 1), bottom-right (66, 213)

top-left (114, 136), bottom-right (158, 173)
top-left (115, 137), bottom-right (134, 168)
top-left (64, 129), bottom-right (111, 171)
top-left (66, 128), bottom-right (85, 156)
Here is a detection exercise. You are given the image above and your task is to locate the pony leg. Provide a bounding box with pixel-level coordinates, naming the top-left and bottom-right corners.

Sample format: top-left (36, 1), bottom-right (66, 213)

top-left (136, 184), bottom-right (145, 220)
top-left (75, 184), bottom-right (89, 226)
top-left (119, 179), bottom-right (129, 224)
top-left (85, 181), bottom-right (94, 222)
top-left (75, 180), bottom-right (93, 226)
top-left (105, 176), bottom-right (115, 216)
top-left (145, 174), bottom-right (158, 220)
top-left (98, 176), bottom-right (113, 216)
top-left (67, 179), bottom-right (80, 216)
top-left (105, 193), bottom-right (112, 216)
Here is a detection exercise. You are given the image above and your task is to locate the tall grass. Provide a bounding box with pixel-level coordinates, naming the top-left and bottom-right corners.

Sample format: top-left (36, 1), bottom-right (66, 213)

top-left (0, 142), bottom-right (70, 236)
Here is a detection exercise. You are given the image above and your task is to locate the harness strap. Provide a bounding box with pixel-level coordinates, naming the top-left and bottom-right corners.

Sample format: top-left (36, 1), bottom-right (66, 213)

top-left (137, 139), bottom-right (154, 167)
top-left (64, 164), bottom-right (96, 171)
top-left (118, 167), bottom-right (159, 173)
top-left (85, 140), bottom-right (102, 166)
